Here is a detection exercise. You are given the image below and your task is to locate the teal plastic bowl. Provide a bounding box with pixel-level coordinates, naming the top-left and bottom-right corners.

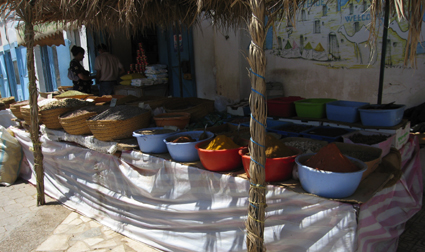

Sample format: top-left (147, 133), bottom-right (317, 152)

top-left (295, 153), bottom-right (367, 198)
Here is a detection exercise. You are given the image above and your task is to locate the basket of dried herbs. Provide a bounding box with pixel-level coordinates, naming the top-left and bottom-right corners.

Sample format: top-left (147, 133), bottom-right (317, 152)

top-left (40, 98), bottom-right (92, 129)
top-left (86, 105), bottom-right (152, 141)
top-left (59, 105), bottom-right (108, 135)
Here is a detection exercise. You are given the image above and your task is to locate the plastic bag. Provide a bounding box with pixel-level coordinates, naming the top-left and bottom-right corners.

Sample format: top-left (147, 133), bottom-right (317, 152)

top-left (214, 95), bottom-right (233, 112)
top-left (0, 126), bottom-right (23, 186)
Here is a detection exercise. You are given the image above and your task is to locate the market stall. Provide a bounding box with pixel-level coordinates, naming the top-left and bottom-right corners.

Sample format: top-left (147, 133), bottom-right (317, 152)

top-left (10, 123), bottom-right (422, 252)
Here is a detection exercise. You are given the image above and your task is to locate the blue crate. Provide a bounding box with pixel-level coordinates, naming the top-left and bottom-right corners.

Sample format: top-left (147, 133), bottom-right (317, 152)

top-left (358, 104), bottom-right (406, 127)
top-left (300, 126), bottom-right (355, 142)
top-left (326, 100), bottom-right (370, 123)
top-left (267, 123), bottom-right (313, 137)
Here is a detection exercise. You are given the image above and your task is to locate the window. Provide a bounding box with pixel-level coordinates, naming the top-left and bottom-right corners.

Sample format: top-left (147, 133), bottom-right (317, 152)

top-left (362, 1), bottom-right (368, 12)
top-left (323, 5), bottom-right (328, 16)
top-left (349, 3), bottom-right (354, 14)
top-left (314, 20), bottom-right (321, 34)
top-left (12, 61), bottom-right (20, 85)
top-left (302, 10), bottom-right (307, 21)
top-left (354, 22), bottom-right (360, 32)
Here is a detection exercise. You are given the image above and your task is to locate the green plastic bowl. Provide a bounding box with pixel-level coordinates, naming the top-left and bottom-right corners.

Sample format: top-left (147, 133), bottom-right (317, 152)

top-left (294, 98), bottom-right (337, 118)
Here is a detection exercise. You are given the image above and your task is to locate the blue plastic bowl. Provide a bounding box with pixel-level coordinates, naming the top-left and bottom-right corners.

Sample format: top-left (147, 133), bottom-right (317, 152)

top-left (358, 104), bottom-right (406, 127)
top-left (133, 127), bottom-right (178, 154)
top-left (326, 100), bottom-right (370, 123)
top-left (295, 153), bottom-right (367, 198)
top-left (164, 131), bottom-right (215, 162)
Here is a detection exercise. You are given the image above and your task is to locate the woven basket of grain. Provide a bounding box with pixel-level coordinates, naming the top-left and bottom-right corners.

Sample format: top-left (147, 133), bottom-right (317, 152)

top-left (40, 98), bottom-right (93, 129)
top-left (10, 100), bottom-right (30, 119)
top-left (59, 106), bottom-right (108, 135)
top-left (164, 97), bottom-right (214, 122)
top-left (20, 106), bottom-right (42, 125)
top-left (86, 105), bottom-right (152, 141)
top-left (40, 107), bottom-right (75, 129)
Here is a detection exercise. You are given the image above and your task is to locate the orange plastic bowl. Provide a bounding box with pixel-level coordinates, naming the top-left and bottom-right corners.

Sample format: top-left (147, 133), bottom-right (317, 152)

top-left (195, 140), bottom-right (244, 172)
top-left (239, 146), bottom-right (301, 182)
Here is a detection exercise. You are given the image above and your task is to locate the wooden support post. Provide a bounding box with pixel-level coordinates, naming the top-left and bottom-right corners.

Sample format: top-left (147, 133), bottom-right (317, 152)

top-left (246, 0), bottom-right (267, 251)
top-left (25, 1), bottom-right (45, 206)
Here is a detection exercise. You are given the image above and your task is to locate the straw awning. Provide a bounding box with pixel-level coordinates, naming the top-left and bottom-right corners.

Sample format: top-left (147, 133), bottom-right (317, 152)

top-left (16, 22), bottom-right (65, 47)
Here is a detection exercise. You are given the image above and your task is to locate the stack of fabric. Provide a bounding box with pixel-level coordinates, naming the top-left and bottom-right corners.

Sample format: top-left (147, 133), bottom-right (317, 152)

top-left (145, 64), bottom-right (168, 84)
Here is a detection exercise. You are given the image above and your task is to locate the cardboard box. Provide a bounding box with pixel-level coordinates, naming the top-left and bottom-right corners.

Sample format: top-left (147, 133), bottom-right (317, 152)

top-left (365, 121), bottom-right (410, 150)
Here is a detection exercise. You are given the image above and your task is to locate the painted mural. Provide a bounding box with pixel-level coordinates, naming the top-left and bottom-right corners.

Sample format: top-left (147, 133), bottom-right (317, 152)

top-left (268, 0), bottom-right (425, 68)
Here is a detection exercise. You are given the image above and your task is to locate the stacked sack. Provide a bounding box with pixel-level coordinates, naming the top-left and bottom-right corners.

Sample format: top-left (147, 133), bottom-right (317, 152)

top-left (119, 73), bottom-right (144, 86)
top-left (144, 64), bottom-right (168, 85)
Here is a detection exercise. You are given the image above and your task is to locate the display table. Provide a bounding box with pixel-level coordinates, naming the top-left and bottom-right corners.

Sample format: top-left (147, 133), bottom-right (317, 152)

top-left (12, 127), bottom-right (422, 252)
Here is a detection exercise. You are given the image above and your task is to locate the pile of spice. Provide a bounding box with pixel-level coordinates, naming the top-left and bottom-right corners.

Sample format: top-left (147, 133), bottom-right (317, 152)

top-left (304, 143), bottom-right (359, 173)
top-left (40, 98), bottom-right (92, 111)
top-left (136, 129), bottom-right (175, 135)
top-left (265, 134), bottom-right (296, 158)
top-left (172, 135), bottom-right (196, 143)
top-left (90, 105), bottom-right (149, 121)
top-left (55, 90), bottom-right (89, 98)
top-left (246, 134), bottom-right (296, 158)
top-left (205, 135), bottom-right (240, 150)
top-left (60, 106), bottom-right (108, 119)
top-left (22, 98), bottom-right (57, 110)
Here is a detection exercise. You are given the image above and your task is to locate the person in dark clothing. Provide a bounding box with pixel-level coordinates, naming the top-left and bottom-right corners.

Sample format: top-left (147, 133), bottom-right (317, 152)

top-left (70, 46), bottom-right (95, 93)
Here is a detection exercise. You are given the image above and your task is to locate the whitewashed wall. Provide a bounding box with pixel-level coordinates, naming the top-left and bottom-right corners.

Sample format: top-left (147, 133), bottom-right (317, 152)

top-left (194, 19), bottom-right (251, 102)
top-left (193, 7), bottom-right (425, 109)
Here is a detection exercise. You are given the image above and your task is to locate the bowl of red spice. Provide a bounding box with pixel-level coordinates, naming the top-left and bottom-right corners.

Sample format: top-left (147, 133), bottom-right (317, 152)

top-left (239, 134), bottom-right (302, 182)
top-left (196, 135), bottom-right (245, 172)
top-left (295, 143), bottom-right (367, 199)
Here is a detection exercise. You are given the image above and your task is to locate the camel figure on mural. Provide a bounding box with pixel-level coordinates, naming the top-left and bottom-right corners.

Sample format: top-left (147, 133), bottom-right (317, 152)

top-left (389, 20), bottom-right (409, 39)
top-left (338, 25), bottom-right (371, 64)
top-left (389, 20), bottom-right (425, 58)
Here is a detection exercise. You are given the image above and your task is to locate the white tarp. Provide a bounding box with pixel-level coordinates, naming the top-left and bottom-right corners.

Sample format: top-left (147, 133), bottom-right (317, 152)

top-left (13, 127), bottom-right (358, 252)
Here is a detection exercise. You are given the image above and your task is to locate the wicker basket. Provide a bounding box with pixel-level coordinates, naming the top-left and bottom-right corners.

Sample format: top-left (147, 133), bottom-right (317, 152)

top-left (59, 106), bottom-right (108, 135)
top-left (164, 97), bottom-right (214, 122)
top-left (0, 97), bottom-right (16, 108)
top-left (10, 101), bottom-right (30, 119)
top-left (40, 107), bottom-right (74, 129)
top-left (20, 106), bottom-right (42, 125)
top-left (59, 111), bottom-right (98, 135)
top-left (87, 110), bottom-right (152, 141)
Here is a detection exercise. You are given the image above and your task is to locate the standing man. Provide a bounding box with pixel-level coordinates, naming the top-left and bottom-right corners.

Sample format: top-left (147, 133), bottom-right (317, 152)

top-left (94, 44), bottom-right (125, 96)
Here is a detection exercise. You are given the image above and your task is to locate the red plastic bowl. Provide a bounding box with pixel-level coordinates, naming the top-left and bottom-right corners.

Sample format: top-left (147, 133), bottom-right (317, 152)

top-left (195, 140), bottom-right (244, 172)
top-left (239, 146), bottom-right (301, 182)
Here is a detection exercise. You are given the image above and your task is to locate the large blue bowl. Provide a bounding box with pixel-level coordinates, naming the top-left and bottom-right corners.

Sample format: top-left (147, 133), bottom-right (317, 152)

top-left (164, 131), bottom-right (214, 162)
top-left (133, 127), bottom-right (178, 154)
top-left (295, 153), bottom-right (367, 198)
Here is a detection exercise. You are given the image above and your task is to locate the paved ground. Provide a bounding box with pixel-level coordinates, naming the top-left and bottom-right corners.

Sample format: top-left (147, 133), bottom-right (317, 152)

top-left (0, 178), bottom-right (423, 252)
top-left (0, 179), bottom-right (159, 252)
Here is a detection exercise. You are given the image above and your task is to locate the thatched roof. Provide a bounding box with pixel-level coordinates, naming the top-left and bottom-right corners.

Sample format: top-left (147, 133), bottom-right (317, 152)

top-left (0, 0), bottom-right (423, 65)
